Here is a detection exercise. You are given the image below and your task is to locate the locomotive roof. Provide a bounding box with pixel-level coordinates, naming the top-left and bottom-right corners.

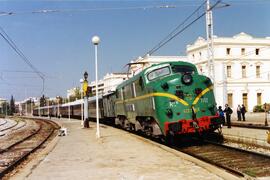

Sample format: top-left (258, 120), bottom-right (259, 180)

top-left (116, 61), bottom-right (196, 89)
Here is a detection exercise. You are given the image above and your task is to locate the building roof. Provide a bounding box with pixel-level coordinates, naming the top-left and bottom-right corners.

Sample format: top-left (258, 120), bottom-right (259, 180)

top-left (187, 32), bottom-right (270, 52)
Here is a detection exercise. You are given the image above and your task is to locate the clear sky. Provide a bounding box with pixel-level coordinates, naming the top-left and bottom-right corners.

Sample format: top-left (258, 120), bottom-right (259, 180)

top-left (0, 0), bottom-right (270, 101)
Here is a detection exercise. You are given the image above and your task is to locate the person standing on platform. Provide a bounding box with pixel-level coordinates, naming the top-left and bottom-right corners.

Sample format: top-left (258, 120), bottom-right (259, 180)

top-left (241, 104), bottom-right (246, 121)
top-left (237, 105), bottom-right (242, 121)
top-left (224, 104), bottom-right (233, 128)
top-left (218, 106), bottom-right (225, 125)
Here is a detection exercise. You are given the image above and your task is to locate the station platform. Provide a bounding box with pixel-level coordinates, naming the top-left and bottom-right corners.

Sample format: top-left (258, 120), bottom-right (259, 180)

top-left (11, 118), bottom-right (237, 180)
top-left (223, 112), bottom-right (270, 149)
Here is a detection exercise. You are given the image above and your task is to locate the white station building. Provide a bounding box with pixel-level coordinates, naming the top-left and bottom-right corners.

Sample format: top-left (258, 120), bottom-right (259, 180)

top-left (187, 32), bottom-right (270, 111)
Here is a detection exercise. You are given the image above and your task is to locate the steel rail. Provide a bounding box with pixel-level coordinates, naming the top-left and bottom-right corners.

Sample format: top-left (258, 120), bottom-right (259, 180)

top-left (0, 119), bottom-right (59, 178)
top-left (0, 119), bottom-right (8, 126)
top-left (177, 140), bottom-right (270, 178)
top-left (0, 119), bottom-right (19, 132)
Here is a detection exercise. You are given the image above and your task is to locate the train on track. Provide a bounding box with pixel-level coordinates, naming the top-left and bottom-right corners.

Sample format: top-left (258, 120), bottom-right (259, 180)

top-left (33, 61), bottom-right (222, 141)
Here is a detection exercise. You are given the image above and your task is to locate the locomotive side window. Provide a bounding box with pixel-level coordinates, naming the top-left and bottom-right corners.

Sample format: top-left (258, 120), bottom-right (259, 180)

top-left (147, 66), bottom-right (170, 81)
top-left (124, 85), bottom-right (132, 99)
top-left (139, 77), bottom-right (144, 90)
top-left (115, 89), bottom-right (119, 98)
top-left (172, 65), bottom-right (195, 74)
top-left (131, 83), bottom-right (136, 98)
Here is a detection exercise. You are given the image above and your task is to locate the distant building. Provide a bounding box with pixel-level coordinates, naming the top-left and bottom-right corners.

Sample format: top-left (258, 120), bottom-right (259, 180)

top-left (90, 73), bottom-right (130, 95)
top-left (187, 32), bottom-right (270, 111)
top-left (16, 97), bottom-right (38, 115)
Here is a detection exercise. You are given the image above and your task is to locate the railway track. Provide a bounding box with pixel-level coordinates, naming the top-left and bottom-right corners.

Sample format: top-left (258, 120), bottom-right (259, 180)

top-left (176, 140), bottom-right (270, 178)
top-left (0, 119), bottom-right (8, 126)
top-left (0, 118), bottom-right (59, 178)
top-left (0, 119), bottom-right (18, 132)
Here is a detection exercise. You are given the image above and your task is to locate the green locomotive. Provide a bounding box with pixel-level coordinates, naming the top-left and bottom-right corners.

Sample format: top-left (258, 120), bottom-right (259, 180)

top-left (113, 61), bottom-right (222, 138)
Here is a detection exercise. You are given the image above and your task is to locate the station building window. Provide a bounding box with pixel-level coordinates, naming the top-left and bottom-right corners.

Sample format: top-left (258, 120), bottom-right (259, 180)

top-left (227, 93), bottom-right (233, 107)
top-left (227, 65), bottom-right (231, 78)
top-left (226, 48), bottom-right (231, 55)
top-left (255, 48), bottom-right (260, 55)
top-left (256, 65), bottom-right (260, 78)
top-left (242, 65), bottom-right (246, 78)
top-left (257, 93), bottom-right (262, 105)
top-left (241, 48), bottom-right (245, 55)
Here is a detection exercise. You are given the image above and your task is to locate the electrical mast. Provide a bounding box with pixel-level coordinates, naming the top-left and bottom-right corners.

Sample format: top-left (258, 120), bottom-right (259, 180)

top-left (206, 0), bottom-right (215, 88)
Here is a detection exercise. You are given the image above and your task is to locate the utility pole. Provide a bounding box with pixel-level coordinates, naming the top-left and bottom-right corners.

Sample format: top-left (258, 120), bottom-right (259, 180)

top-left (206, 0), bottom-right (215, 94)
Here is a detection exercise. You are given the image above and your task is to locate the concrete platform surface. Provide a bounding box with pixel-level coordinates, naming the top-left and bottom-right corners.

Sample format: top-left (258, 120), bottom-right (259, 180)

top-left (223, 113), bottom-right (270, 148)
top-left (12, 120), bottom-right (224, 180)
top-left (222, 126), bottom-right (270, 148)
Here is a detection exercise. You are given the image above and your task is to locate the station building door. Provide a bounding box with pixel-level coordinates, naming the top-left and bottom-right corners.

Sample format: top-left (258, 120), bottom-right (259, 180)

top-left (242, 93), bottom-right (248, 110)
top-left (227, 93), bottom-right (233, 107)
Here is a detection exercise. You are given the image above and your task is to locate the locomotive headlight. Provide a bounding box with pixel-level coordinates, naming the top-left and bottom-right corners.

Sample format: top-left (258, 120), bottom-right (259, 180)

top-left (181, 73), bottom-right (193, 85)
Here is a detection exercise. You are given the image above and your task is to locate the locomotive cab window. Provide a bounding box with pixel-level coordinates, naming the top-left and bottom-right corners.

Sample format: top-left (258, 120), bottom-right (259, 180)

top-left (147, 66), bottom-right (170, 81)
top-left (171, 65), bottom-right (195, 75)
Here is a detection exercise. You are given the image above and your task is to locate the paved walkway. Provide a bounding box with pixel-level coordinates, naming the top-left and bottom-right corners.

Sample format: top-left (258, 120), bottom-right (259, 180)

top-left (231, 112), bottom-right (270, 125)
top-left (223, 113), bottom-right (270, 148)
top-left (12, 119), bottom-right (228, 180)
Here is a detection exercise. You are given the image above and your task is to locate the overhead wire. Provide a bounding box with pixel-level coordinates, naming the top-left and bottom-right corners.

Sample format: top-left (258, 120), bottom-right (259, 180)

top-left (143, 0), bottom-right (224, 57)
top-left (144, 0), bottom-right (207, 57)
top-left (0, 26), bottom-right (45, 94)
top-left (0, 4), bottom-right (207, 17)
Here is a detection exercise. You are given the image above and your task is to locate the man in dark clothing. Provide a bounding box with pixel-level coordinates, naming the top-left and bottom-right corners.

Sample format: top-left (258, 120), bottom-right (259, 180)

top-left (224, 104), bottom-right (233, 128)
top-left (237, 105), bottom-right (241, 121)
top-left (241, 104), bottom-right (246, 121)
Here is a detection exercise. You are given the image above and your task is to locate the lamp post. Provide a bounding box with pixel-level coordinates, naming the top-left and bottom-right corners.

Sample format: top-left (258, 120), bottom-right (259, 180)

top-left (47, 99), bottom-right (50, 118)
top-left (92, 35), bottom-right (100, 138)
top-left (80, 78), bottom-right (84, 125)
top-left (56, 96), bottom-right (60, 118)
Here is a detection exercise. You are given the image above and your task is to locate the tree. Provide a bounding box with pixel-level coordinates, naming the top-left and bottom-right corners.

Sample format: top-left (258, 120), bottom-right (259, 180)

top-left (10, 95), bottom-right (15, 115)
top-left (69, 87), bottom-right (82, 102)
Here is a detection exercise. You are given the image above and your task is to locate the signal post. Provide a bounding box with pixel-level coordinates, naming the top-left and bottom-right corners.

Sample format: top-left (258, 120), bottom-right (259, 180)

top-left (83, 71), bottom-right (90, 128)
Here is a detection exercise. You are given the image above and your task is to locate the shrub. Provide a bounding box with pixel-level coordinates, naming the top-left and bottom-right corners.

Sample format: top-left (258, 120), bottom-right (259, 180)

top-left (253, 103), bottom-right (270, 112)
top-left (253, 105), bottom-right (265, 112)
